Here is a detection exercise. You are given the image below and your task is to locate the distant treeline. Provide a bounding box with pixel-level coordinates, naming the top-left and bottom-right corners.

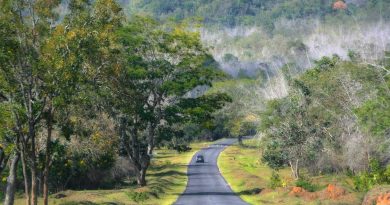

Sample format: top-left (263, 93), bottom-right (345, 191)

top-left (130, 0), bottom-right (390, 30)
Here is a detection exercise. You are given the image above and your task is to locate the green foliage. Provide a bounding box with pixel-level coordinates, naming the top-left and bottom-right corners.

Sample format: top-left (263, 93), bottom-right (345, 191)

top-left (268, 171), bottom-right (282, 189)
top-left (108, 16), bottom-right (230, 186)
top-left (260, 89), bottom-right (319, 179)
top-left (313, 55), bottom-right (340, 71)
top-left (130, 0), bottom-right (390, 31)
top-left (126, 191), bottom-right (150, 204)
top-left (355, 97), bottom-right (390, 136)
top-left (353, 159), bottom-right (390, 191)
top-left (354, 72), bottom-right (390, 137)
top-left (237, 69), bottom-right (248, 79)
top-left (132, 0), bottom-right (389, 28)
top-left (0, 0), bottom-right (230, 200)
top-left (260, 57), bottom-right (390, 178)
top-left (206, 78), bottom-right (262, 139)
top-left (348, 50), bottom-right (361, 62)
top-left (223, 53), bottom-right (239, 63)
top-left (353, 172), bottom-right (376, 192)
top-left (261, 140), bottom-right (286, 170)
top-left (295, 179), bottom-right (319, 192)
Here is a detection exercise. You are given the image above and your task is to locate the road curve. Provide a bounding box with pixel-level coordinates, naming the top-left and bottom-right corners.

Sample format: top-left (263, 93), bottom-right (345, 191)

top-left (174, 138), bottom-right (248, 205)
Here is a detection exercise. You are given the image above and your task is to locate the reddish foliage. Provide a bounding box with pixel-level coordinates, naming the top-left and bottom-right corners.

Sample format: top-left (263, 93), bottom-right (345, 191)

top-left (333, 1), bottom-right (347, 10)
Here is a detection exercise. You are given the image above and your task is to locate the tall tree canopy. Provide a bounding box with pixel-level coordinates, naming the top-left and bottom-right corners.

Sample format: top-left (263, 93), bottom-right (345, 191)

top-left (107, 16), bottom-right (230, 186)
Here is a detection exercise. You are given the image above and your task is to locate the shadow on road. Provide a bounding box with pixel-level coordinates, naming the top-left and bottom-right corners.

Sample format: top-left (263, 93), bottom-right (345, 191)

top-left (180, 192), bottom-right (239, 196)
top-left (150, 170), bottom-right (186, 177)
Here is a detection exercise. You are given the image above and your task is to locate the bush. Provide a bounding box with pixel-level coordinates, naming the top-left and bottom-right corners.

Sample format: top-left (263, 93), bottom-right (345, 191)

top-left (167, 143), bottom-right (192, 153)
top-left (268, 171), bottom-right (282, 189)
top-left (126, 191), bottom-right (150, 203)
top-left (353, 159), bottom-right (390, 191)
top-left (353, 172), bottom-right (376, 191)
top-left (295, 179), bottom-right (319, 192)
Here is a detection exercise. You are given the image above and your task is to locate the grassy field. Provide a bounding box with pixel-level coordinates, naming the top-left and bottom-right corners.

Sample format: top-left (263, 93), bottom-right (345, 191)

top-left (14, 142), bottom-right (211, 205)
top-left (218, 138), bottom-right (364, 205)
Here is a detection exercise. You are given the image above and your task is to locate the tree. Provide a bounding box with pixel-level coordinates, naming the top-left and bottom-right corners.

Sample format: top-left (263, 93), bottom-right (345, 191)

top-left (261, 55), bottom-right (390, 180)
top-left (108, 16), bottom-right (229, 186)
top-left (0, 103), bottom-right (14, 176)
top-left (0, 0), bottom-right (61, 203)
top-left (261, 79), bottom-right (323, 180)
top-left (4, 154), bottom-right (19, 205)
top-left (0, 0), bottom-right (123, 204)
top-left (39, 0), bottom-right (122, 203)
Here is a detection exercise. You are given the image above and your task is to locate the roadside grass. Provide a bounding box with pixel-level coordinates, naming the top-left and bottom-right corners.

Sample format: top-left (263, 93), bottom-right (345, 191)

top-left (218, 138), bottom-right (364, 205)
top-left (14, 142), bottom-right (211, 205)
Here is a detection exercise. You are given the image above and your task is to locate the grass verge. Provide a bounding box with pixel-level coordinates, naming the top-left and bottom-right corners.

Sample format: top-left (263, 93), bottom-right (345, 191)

top-left (14, 142), bottom-right (211, 205)
top-left (218, 138), bottom-right (364, 205)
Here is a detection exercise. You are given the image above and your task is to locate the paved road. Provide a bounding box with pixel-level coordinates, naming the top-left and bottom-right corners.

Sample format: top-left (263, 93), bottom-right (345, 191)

top-left (174, 138), bottom-right (248, 205)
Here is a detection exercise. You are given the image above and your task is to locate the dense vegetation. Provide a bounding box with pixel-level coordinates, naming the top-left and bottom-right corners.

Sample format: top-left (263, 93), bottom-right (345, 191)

top-left (260, 54), bottom-right (390, 181)
top-left (0, 0), bottom-right (389, 204)
top-left (0, 0), bottom-right (229, 204)
top-left (130, 0), bottom-right (390, 79)
top-left (215, 55), bottom-right (389, 204)
top-left (130, 0), bottom-right (390, 30)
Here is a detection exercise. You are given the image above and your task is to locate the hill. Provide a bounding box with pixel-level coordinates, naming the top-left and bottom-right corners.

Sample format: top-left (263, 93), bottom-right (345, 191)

top-left (127, 0), bottom-right (390, 76)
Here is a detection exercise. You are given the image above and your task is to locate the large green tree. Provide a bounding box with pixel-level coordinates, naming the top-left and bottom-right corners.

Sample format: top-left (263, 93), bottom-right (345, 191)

top-left (0, 0), bottom-right (123, 204)
top-left (108, 17), bottom-right (229, 186)
top-left (38, 0), bottom-right (122, 203)
top-left (0, 0), bottom-right (61, 203)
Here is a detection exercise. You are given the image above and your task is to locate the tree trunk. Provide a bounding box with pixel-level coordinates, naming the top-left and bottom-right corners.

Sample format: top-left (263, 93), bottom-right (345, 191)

top-left (29, 117), bottom-right (38, 205)
top-left (43, 108), bottom-right (53, 205)
top-left (289, 160), bottom-right (300, 180)
top-left (31, 166), bottom-right (38, 205)
top-left (20, 149), bottom-right (31, 205)
top-left (238, 136), bottom-right (243, 146)
top-left (137, 153), bottom-right (151, 187)
top-left (123, 124), bottom-right (152, 187)
top-left (295, 159), bottom-right (300, 180)
top-left (4, 154), bottom-right (20, 205)
top-left (0, 148), bottom-right (10, 175)
top-left (147, 123), bottom-right (156, 156)
top-left (147, 143), bottom-right (153, 156)
top-left (136, 167), bottom-right (147, 187)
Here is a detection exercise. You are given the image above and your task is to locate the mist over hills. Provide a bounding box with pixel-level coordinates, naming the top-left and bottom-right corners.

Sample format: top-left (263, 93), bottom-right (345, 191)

top-left (126, 0), bottom-right (390, 77)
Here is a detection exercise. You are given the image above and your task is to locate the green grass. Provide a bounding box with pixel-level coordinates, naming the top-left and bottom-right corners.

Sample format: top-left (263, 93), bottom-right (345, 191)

top-left (14, 142), bottom-right (211, 205)
top-left (218, 139), bottom-right (364, 205)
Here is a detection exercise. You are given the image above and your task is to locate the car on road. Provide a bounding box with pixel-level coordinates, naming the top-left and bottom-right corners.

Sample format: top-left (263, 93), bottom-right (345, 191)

top-left (196, 155), bottom-right (204, 163)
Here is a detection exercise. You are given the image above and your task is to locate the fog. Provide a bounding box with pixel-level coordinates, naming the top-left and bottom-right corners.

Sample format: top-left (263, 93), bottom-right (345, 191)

top-left (201, 18), bottom-right (390, 77)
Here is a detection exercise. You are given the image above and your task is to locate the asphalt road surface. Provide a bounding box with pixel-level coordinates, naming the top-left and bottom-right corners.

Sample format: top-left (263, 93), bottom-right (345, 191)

top-left (174, 138), bottom-right (248, 205)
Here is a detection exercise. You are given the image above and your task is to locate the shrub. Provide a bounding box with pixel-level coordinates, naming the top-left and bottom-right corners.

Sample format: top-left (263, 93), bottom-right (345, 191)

top-left (353, 159), bottom-right (390, 191)
top-left (268, 171), bottom-right (282, 189)
top-left (126, 191), bottom-right (150, 203)
top-left (295, 179), bottom-right (319, 192)
top-left (167, 143), bottom-right (192, 153)
top-left (353, 172), bottom-right (375, 191)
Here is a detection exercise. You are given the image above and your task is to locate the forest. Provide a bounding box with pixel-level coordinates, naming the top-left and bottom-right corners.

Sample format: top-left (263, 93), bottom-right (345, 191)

top-left (1, 0), bottom-right (390, 205)
top-left (130, 0), bottom-right (390, 30)
top-left (0, 0), bottom-right (230, 204)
